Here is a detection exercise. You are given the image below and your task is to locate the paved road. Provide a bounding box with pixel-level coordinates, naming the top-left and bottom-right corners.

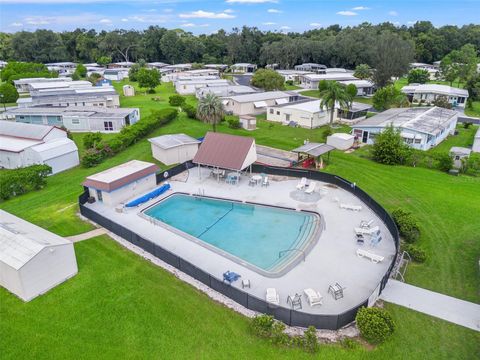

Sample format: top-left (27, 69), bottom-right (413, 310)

top-left (233, 74), bottom-right (253, 87)
top-left (380, 279), bottom-right (480, 331)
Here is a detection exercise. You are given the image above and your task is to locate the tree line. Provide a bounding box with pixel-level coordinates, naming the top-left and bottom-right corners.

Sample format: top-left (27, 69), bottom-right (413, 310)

top-left (0, 21), bottom-right (479, 68)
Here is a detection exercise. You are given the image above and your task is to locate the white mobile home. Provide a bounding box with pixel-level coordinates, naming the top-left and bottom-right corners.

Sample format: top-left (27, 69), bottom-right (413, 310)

top-left (5, 106), bottom-right (140, 132)
top-left (276, 70), bottom-right (313, 83)
top-left (401, 84), bottom-right (469, 108)
top-left (0, 121), bottom-right (79, 173)
top-left (196, 85), bottom-right (257, 99)
top-left (294, 63), bottom-right (327, 73)
top-left (230, 63), bottom-right (257, 73)
top-left (13, 77), bottom-right (72, 94)
top-left (266, 99), bottom-right (332, 129)
top-left (338, 79), bottom-right (375, 96)
top-left (299, 73), bottom-right (358, 89)
top-left (222, 91), bottom-right (299, 116)
top-left (103, 68), bottom-right (129, 81)
top-left (149, 134), bottom-right (200, 165)
top-left (351, 107), bottom-right (458, 151)
top-left (83, 160), bottom-right (159, 207)
top-left (175, 79), bottom-right (229, 95)
top-left (163, 69), bottom-right (219, 83)
top-left (326, 133), bottom-right (355, 150)
top-left (0, 210), bottom-right (78, 302)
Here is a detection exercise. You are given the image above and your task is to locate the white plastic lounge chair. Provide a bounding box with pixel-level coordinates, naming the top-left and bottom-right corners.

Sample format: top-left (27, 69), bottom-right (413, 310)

top-left (354, 226), bottom-right (380, 236)
top-left (266, 288), bottom-right (279, 305)
top-left (305, 181), bottom-right (316, 194)
top-left (296, 177), bottom-right (307, 190)
top-left (356, 248), bottom-right (384, 263)
top-left (360, 219), bottom-right (374, 229)
top-left (340, 203), bottom-right (362, 211)
top-left (304, 288), bottom-right (323, 306)
top-left (262, 176), bottom-right (269, 187)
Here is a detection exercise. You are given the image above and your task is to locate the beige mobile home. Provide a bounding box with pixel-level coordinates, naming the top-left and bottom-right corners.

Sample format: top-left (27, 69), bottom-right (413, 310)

top-left (222, 91), bottom-right (299, 116)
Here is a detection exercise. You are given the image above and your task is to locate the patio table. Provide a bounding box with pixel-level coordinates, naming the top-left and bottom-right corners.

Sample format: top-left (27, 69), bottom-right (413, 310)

top-left (251, 174), bottom-right (262, 185)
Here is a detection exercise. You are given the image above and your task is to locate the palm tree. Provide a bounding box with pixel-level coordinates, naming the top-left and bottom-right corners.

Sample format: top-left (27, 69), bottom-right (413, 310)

top-left (318, 80), bottom-right (353, 126)
top-left (197, 93), bottom-right (224, 132)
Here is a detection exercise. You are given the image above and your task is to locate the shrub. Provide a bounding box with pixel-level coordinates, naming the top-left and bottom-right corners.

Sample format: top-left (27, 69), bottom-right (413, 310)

top-left (392, 208), bottom-right (420, 243)
top-left (81, 148), bottom-right (105, 168)
top-left (463, 122), bottom-right (473, 129)
top-left (302, 326), bottom-right (319, 353)
top-left (251, 314), bottom-right (274, 338)
top-left (181, 103), bottom-right (197, 119)
top-left (169, 94), bottom-right (186, 107)
top-left (227, 117), bottom-right (241, 129)
top-left (403, 244), bottom-right (427, 263)
top-left (286, 80), bottom-right (294, 86)
top-left (340, 338), bottom-right (360, 350)
top-left (436, 152), bottom-right (453, 172)
top-left (372, 125), bottom-right (412, 165)
top-left (322, 126), bottom-right (333, 139)
top-left (0, 165), bottom-right (51, 200)
top-left (356, 307), bottom-right (395, 345)
top-left (83, 132), bottom-right (103, 149)
top-left (0, 83), bottom-right (19, 103)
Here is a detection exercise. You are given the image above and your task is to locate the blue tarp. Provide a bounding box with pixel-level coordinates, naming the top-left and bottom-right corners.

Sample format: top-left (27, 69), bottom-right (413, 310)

top-left (125, 184), bottom-right (171, 208)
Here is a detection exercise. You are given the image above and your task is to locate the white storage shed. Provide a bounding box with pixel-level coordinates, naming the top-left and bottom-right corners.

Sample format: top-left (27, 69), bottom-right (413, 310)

top-left (327, 133), bottom-right (355, 150)
top-left (148, 134), bottom-right (200, 165)
top-left (0, 210), bottom-right (78, 302)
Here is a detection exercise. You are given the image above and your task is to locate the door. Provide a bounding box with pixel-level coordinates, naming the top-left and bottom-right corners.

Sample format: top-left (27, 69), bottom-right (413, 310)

top-left (362, 131), bottom-right (369, 143)
top-left (96, 189), bottom-right (103, 202)
top-left (285, 114), bottom-right (291, 122)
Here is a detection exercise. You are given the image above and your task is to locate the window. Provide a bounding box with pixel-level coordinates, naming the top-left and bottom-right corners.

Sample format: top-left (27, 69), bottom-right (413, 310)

top-left (269, 109), bottom-right (274, 114)
top-left (276, 111), bottom-right (280, 115)
top-left (71, 118), bottom-right (80, 125)
top-left (414, 138), bottom-right (421, 144)
top-left (104, 121), bottom-right (114, 131)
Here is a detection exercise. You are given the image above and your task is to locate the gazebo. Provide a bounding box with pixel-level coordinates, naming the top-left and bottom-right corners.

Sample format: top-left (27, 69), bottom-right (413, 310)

top-left (292, 142), bottom-right (335, 169)
top-left (193, 132), bottom-right (257, 181)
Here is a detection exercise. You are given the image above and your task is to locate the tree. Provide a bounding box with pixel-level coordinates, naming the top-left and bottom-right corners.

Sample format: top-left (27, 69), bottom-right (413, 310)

top-left (345, 83), bottom-right (358, 98)
top-left (354, 64), bottom-right (372, 79)
top-left (74, 63), bottom-right (87, 78)
top-left (196, 93), bottom-right (224, 132)
top-left (372, 125), bottom-right (412, 165)
top-left (372, 85), bottom-right (410, 111)
top-left (128, 63), bottom-right (143, 82)
top-left (318, 80), bottom-right (353, 126)
top-left (87, 72), bottom-right (102, 85)
top-left (371, 31), bottom-right (415, 87)
top-left (250, 68), bottom-right (285, 91)
top-left (407, 68), bottom-right (430, 84)
top-left (465, 74), bottom-right (480, 101)
top-left (136, 68), bottom-right (160, 93)
top-left (97, 55), bottom-right (112, 66)
top-left (432, 95), bottom-right (452, 109)
top-left (440, 44), bottom-right (479, 86)
top-left (0, 83), bottom-right (19, 103)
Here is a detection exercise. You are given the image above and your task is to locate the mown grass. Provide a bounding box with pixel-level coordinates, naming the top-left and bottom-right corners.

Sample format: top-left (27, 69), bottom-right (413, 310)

top-left (1, 236), bottom-right (478, 360)
top-left (1, 80), bottom-right (479, 359)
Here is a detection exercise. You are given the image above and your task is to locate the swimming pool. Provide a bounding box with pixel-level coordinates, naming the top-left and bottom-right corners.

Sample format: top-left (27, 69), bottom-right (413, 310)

top-left (143, 193), bottom-right (322, 276)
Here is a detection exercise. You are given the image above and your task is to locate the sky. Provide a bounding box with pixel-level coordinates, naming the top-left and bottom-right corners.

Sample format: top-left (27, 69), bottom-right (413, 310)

top-left (0, 0), bottom-right (479, 34)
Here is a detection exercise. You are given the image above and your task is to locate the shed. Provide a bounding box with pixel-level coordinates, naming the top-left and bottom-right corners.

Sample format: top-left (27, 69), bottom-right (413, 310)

top-left (0, 210), bottom-right (78, 302)
top-left (450, 147), bottom-right (472, 168)
top-left (83, 160), bottom-right (159, 206)
top-left (193, 132), bottom-right (257, 173)
top-left (123, 84), bottom-right (135, 97)
top-left (327, 133), bottom-right (355, 150)
top-left (292, 142), bottom-right (335, 169)
top-left (148, 134), bottom-right (200, 165)
top-left (239, 115), bottom-right (257, 130)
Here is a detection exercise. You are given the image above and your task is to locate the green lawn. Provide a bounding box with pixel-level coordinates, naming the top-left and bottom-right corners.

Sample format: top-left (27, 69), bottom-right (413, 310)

top-left (1, 236), bottom-right (478, 360)
top-left (299, 89), bottom-right (320, 98)
top-left (1, 80), bottom-right (479, 359)
top-left (464, 101), bottom-right (480, 118)
top-left (429, 125), bottom-right (478, 153)
top-left (285, 83), bottom-right (301, 90)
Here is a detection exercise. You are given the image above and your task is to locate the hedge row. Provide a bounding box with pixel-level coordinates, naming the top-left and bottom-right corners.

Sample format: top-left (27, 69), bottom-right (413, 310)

top-left (81, 108), bottom-right (178, 167)
top-left (0, 164), bottom-right (51, 200)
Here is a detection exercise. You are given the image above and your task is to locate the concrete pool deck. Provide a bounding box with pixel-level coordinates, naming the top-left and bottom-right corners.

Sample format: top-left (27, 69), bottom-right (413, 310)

top-left (84, 167), bottom-right (396, 316)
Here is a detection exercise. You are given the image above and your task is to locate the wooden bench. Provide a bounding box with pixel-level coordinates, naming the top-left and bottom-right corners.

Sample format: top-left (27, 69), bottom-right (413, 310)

top-left (356, 248), bottom-right (384, 263)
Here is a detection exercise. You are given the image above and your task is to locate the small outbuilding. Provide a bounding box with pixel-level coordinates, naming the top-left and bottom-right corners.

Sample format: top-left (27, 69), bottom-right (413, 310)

top-left (148, 134), bottom-right (200, 165)
top-left (0, 210), bottom-right (78, 302)
top-left (327, 133), bottom-right (355, 150)
top-left (193, 132), bottom-right (257, 174)
top-left (83, 160), bottom-right (159, 207)
top-left (123, 84), bottom-right (135, 97)
top-left (450, 147), bottom-right (471, 168)
top-left (239, 115), bottom-right (257, 130)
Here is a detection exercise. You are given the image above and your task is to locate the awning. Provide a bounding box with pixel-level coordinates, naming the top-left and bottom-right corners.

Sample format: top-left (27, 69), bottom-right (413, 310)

top-left (275, 98), bottom-right (289, 105)
top-left (254, 101), bottom-right (268, 108)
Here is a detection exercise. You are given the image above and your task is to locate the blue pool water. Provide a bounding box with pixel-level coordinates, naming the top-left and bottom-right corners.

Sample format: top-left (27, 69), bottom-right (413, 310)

top-left (144, 194), bottom-right (320, 275)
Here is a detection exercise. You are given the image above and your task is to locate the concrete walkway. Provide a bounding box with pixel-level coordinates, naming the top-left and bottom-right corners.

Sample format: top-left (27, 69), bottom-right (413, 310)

top-left (380, 280), bottom-right (480, 331)
top-left (66, 228), bottom-right (107, 242)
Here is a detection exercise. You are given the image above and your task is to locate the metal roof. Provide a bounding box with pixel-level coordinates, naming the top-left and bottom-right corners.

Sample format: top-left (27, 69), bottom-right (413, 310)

top-left (292, 142), bottom-right (335, 157)
top-left (148, 134), bottom-right (200, 149)
top-left (224, 91), bottom-right (292, 103)
top-left (301, 73), bottom-right (358, 81)
top-left (351, 107), bottom-right (458, 136)
top-left (193, 132), bottom-right (256, 171)
top-left (6, 106), bottom-right (137, 119)
top-left (0, 210), bottom-right (71, 270)
top-left (29, 138), bottom-right (78, 161)
top-left (0, 120), bottom-right (58, 140)
top-left (401, 84), bottom-right (468, 97)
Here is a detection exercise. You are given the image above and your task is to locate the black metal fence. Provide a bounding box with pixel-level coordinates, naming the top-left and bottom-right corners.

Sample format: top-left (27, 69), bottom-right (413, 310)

top-left (78, 162), bottom-right (399, 330)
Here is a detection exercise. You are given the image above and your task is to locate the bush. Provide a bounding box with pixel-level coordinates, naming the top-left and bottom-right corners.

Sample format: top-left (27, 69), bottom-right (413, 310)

top-left (0, 83), bottom-right (19, 103)
top-left (169, 94), bottom-right (186, 107)
top-left (83, 132), bottom-right (103, 149)
top-left (181, 103), bottom-right (197, 119)
top-left (81, 148), bottom-right (105, 168)
top-left (285, 80), bottom-right (294, 86)
top-left (403, 244), bottom-right (427, 263)
top-left (0, 165), bottom-right (51, 200)
top-left (302, 326), bottom-right (319, 353)
top-left (372, 125), bottom-right (412, 165)
top-left (322, 126), bottom-right (333, 139)
top-left (356, 307), bottom-right (395, 345)
top-left (436, 152), bottom-right (453, 172)
top-left (392, 208), bottom-right (420, 243)
top-left (227, 117), bottom-right (241, 129)
top-left (463, 122), bottom-right (473, 129)
top-left (251, 314), bottom-right (274, 338)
